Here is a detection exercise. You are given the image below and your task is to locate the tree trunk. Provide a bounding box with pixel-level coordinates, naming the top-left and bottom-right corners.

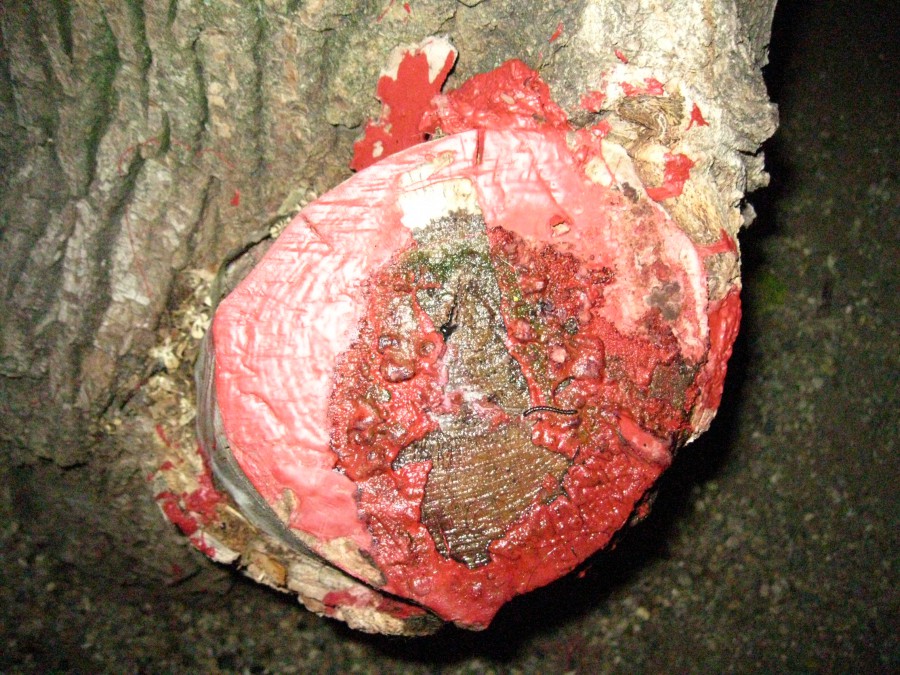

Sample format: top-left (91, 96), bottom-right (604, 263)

top-left (0, 0), bottom-right (776, 637)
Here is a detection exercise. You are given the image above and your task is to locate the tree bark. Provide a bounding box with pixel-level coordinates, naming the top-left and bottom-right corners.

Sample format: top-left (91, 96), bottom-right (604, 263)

top-left (0, 0), bottom-right (776, 632)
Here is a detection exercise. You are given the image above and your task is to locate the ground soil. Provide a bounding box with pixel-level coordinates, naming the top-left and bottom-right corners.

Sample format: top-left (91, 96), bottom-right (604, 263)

top-left (1, 0), bottom-right (896, 671)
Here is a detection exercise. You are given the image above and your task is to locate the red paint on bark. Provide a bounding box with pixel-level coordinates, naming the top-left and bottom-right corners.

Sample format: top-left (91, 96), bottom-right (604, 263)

top-left (580, 90), bottom-right (607, 112)
top-left (695, 228), bottom-right (739, 258)
top-left (155, 423), bottom-right (176, 449)
top-left (156, 465), bottom-right (224, 537)
top-left (571, 121), bottom-right (612, 164)
top-left (549, 22), bottom-right (564, 42)
top-left (190, 534), bottom-right (217, 557)
top-left (699, 288), bottom-right (741, 413)
top-left (157, 492), bottom-right (199, 536)
top-left (182, 470), bottom-right (225, 523)
top-left (622, 77), bottom-right (665, 96)
top-left (350, 47), bottom-right (456, 171)
top-left (645, 152), bottom-right (695, 201)
top-left (423, 60), bottom-right (569, 135)
top-left (687, 102), bottom-right (709, 129)
top-left (323, 588), bottom-right (428, 620)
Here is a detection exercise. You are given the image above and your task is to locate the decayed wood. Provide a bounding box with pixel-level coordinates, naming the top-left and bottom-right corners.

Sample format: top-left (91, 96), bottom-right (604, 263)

top-left (0, 0), bottom-right (777, 631)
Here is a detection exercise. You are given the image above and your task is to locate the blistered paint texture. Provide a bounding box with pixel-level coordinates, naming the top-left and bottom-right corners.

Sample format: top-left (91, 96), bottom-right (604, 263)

top-left (212, 120), bottom-right (734, 626)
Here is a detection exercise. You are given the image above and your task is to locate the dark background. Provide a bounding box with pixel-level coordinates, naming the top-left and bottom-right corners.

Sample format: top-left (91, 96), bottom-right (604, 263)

top-left (2, 0), bottom-right (897, 671)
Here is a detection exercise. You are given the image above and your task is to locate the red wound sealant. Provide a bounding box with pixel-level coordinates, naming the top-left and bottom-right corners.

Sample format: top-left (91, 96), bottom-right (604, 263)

top-left (580, 90), bottom-right (607, 113)
top-left (645, 152), bottom-right (695, 201)
top-left (350, 39), bottom-right (457, 171)
top-left (549, 22), bottom-right (564, 43)
top-left (207, 55), bottom-right (740, 629)
top-left (687, 102), bottom-right (709, 129)
top-left (621, 77), bottom-right (665, 97)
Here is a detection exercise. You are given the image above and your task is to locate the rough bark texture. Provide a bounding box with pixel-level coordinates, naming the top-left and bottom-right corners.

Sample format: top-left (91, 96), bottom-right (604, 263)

top-left (1, 0), bottom-right (776, 635)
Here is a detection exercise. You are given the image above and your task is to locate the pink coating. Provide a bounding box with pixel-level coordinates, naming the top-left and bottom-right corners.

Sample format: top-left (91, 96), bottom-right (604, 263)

top-left (212, 127), bottom-right (713, 588)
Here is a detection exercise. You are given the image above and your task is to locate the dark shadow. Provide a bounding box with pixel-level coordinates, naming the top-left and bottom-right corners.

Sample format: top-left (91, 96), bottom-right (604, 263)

top-left (763, 0), bottom-right (802, 106)
top-left (740, 0), bottom-right (803, 280)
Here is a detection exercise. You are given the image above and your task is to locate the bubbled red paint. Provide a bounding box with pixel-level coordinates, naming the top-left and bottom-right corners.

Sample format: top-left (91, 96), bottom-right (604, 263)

top-left (645, 152), bottom-right (695, 201)
top-left (324, 127), bottom-right (707, 626)
top-left (214, 127), bottom-right (711, 627)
